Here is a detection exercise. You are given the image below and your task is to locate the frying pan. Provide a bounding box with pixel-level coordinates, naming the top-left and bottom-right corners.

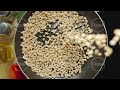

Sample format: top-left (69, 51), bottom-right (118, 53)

top-left (14, 11), bottom-right (107, 79)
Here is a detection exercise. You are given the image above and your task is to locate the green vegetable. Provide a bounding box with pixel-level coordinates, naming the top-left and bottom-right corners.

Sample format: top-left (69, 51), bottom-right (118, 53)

top-left (16, 11), bottom-right (26, 22)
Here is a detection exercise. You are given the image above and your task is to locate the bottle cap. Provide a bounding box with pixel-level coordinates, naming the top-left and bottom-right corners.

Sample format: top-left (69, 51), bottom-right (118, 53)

top-left (0, 22), bottom-right (12, 35)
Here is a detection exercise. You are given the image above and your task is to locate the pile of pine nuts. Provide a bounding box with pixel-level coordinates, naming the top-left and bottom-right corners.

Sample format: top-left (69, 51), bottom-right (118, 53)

top-left (21, 11), bottom-right (114, 79)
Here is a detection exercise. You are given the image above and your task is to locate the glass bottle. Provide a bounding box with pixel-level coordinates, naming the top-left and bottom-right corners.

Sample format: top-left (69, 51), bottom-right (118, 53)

top-left (0, 11), bottom-right (17, 63)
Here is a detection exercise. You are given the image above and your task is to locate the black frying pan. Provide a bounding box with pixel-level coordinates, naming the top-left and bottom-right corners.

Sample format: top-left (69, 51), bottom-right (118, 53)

top-left (14, 11), bottom-right (107, 79)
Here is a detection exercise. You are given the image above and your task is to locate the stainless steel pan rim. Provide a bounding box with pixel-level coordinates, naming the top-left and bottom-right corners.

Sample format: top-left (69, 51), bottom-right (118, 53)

top-left (92, 11), bottom-right (108, 79)
top-left (14, 11), bottom-right (29, 79)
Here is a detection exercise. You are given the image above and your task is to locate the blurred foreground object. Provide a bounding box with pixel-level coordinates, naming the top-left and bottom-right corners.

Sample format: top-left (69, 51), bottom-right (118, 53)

top-left (0, 11), bottom-right (17, 63)
top-left (9, 63), bottom-right (26, 79)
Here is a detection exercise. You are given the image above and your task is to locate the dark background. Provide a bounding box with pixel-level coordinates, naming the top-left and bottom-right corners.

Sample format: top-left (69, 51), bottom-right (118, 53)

top-left (95, 11), bottom-right (120, 79)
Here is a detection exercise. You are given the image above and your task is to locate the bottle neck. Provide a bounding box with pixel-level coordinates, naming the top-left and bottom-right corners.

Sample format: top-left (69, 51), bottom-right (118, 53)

top-left (7, 11), bottom-right (19, 22)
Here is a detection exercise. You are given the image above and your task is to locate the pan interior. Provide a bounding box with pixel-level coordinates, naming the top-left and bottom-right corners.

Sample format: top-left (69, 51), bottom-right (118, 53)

top-left (15, 11), bottom-right (106, 79)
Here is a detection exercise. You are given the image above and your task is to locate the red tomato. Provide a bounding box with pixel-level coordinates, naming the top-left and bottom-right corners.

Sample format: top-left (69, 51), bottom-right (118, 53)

top-left (9, 64), bottom-right (26, 79)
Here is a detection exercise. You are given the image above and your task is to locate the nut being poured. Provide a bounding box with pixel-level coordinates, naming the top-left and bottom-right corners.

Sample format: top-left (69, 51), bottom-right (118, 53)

top-left (21, 11), bottom-right (109, 79)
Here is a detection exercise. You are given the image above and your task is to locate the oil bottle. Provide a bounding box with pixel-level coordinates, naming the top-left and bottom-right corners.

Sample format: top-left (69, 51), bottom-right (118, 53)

top-left (0, 11), bottom-right (17, 64)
